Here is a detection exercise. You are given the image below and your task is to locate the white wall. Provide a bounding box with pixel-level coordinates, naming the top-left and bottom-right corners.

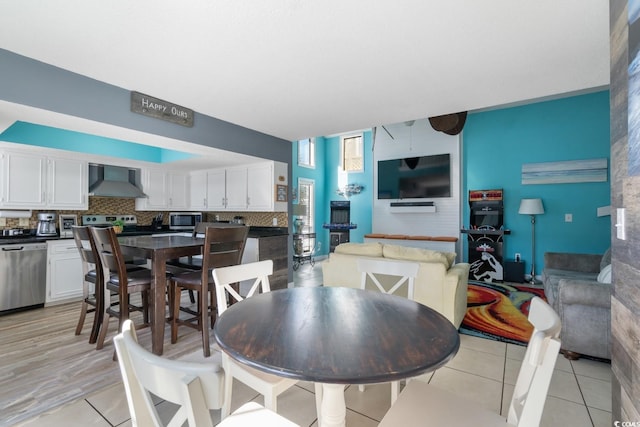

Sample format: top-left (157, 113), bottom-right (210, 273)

top-left (373, 118), bottom-right (462, 255)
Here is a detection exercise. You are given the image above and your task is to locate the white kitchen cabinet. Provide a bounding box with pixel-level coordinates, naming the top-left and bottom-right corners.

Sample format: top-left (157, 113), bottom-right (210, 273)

top-left (0, 150), bottom-right (47, 208)
top-left (47, 156), bottom-right (88, 209)
top-left (187, 161), bottom-right (287, 212)
top-left (247, 162), bottom-right (275, 211)
top-left (46, 240), bottom-right (84, 304)
top-left (0, 150), bottom-right (87, 210)
top-left (246, 161), bottom-right (288, 212)
top-left (136, 169), bottom-right (189, 211)
top-left (225, 166), bottom-right (249, 210)
top-left (205, 169), bottom-right (227, 210)
top-left (135, 168), bottom-right (167, 210)
top-left (188, 170), bottom-right (208, 211)
top-left (167, 172), bottom-right (189, 210)
top-left (189, 169), bottom-right (226, 210)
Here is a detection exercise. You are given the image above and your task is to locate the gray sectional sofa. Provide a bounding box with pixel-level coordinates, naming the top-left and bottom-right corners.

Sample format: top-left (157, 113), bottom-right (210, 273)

top-left (542, 249), bottom-right (611, 360)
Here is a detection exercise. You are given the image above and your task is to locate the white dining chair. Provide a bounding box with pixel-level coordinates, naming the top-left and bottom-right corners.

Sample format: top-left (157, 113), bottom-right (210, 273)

top-left (357, 258), bottom-right (420, 298)
top-left (213, 260), bottom-right (301, 419)
top-left (114, 319), bottom-right (297, 426)
top-left (356, 258), bottom-right (420, 403)
top-left (378, 296), bottom-right (562, 427)
top-left (113, 319), bottom-right (225, 427)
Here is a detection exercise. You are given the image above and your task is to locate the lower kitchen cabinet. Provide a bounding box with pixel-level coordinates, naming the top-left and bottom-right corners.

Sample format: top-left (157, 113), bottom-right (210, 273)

top-left (46, 240), bottom-right (84, 304)
top-left (241, 235), bottom-right (288, 291)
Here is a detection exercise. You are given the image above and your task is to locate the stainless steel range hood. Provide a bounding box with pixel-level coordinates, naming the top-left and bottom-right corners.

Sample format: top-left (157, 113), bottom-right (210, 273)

top-left (88, 164), bottom-right (147, 198)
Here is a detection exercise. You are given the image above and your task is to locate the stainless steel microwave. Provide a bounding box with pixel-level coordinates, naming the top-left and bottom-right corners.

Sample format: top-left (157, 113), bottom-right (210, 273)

top-left (169, 212), bottom-right (202, 230)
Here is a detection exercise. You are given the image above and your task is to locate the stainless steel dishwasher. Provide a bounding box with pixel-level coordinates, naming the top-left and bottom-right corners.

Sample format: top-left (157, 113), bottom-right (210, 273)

top-left (0, 242), bottom-right (47, 313)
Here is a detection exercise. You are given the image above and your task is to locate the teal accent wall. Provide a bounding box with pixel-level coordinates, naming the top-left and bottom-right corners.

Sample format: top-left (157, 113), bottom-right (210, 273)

top-left (292, 131), bottom-right (374, 255)
top-left (463, 90), bottom-right (611, 276)
top-left (0, 121), bottom-right (194, 163)
top-left (322, 131), bottom-right (374, 246)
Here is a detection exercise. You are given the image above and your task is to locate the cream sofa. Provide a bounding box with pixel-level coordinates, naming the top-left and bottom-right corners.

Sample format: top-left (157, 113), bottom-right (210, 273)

top-left (321, 242), bottom-right (470, 328)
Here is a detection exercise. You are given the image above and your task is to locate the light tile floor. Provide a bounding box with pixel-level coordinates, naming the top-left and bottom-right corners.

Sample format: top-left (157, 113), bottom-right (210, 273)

top-left (16, 261), bottom-right (612, 427)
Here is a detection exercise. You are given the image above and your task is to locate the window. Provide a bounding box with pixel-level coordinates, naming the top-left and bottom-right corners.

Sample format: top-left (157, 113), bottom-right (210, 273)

top-left (341, 134), bottom-right (364, 172)
top-left (297, 138), bottom-right (315, 168)
top-left (297, 178), bottom-right (315, 233)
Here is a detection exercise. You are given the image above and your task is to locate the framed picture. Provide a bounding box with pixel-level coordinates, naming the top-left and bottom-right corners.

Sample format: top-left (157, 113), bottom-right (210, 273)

top-left (276, 184), bottom-right (288, 202)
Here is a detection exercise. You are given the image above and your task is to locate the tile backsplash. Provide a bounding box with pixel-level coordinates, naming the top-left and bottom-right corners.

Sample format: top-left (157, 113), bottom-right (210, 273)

top-left (1, 197), bottom-right (289, 230)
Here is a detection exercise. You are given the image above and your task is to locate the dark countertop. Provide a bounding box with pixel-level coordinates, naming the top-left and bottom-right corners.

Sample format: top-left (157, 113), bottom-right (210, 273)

top-left (247, 227), bottom-right (288, 238)
top-left (0, 225), bottom-right (289, 245)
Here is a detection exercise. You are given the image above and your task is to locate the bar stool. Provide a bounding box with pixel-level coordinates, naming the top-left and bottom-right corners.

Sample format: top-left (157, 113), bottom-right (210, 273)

top-left (169, 225), bottom-right (248, 357)
top-left (91, 226), bottom-right (155, 350)
top-left (71, 225), bottom-right (104, 344)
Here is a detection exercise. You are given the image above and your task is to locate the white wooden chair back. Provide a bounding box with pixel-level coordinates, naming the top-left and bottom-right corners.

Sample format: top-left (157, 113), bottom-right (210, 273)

top-left (113, 319), bottom-right (224, 427)
top-left (213, 260), bottom-right (273, 315)
top-left (357, 258), bottom-right (420, 299)
top-left (507, 296), bottom-right (561, 427)
top-left (379, 296), bottom-right (561, 427)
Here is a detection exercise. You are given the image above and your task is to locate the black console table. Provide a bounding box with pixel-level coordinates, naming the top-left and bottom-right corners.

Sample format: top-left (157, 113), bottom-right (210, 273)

top-left (293, 232), bottom-right (317, 270)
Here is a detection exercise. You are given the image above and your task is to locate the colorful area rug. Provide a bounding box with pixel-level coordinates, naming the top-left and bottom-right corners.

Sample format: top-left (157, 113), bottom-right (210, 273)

top-left (459, 281), bottom-right (546, 346)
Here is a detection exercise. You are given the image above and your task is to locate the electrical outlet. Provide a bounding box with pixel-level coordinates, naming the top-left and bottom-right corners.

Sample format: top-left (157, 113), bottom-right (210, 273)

top-left (515, 253), bottom-right (521, 262)
top-left (19, 218), bottom-right (29, 227)
top-left (0, 218), bottom-right (5, 227)
top-left (272, 217), bottom-right (278, 226)
top-left (565, 213), bottom-right (573, 222)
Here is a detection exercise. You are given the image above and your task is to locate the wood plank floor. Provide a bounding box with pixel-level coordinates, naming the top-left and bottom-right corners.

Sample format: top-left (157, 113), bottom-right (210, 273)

top-left (0, 299), bottom-right (206, 426)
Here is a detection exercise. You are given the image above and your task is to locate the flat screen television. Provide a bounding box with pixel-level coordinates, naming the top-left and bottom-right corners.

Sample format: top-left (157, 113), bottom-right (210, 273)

top-left (377, 154), bottom-right (451, 199)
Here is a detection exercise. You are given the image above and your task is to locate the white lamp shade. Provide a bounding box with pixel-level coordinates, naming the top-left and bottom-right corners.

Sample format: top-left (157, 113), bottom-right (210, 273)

top-left (519, 198), bottom-right (544, 215)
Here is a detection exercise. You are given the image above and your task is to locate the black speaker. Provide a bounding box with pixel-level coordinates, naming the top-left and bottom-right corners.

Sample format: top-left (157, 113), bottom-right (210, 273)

top-left (504, 260), bottom-right (525, 283)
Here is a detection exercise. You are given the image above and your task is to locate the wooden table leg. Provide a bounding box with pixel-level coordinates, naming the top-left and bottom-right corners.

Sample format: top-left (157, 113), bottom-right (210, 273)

top-left (320, 383), bottom-right (346, 427)
top-left (152, 252), bottom-right (166, 355)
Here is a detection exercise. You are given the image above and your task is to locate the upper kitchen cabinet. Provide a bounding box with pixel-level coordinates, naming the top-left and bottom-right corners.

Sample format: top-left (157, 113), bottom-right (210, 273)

top-left (188, 161), bottom-right (287, 212)
top-left (225, 166), bottom-right (249, 210)
top-left (167, 172), bottom-right (189, 210)
top-left (0, 149), bottom-right (87, 209)
top-left (47, 156), bottom-right (88, 209)
top-left (135, 169), bottom-right (189, 211)
top-left (189, 168), bottom-right (225, 211)
top-left (247, 162), bottom-right (284, 211)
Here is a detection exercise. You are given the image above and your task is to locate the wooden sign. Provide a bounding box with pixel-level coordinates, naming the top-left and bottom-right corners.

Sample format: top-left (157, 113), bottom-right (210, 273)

top-left (130, 91), bottom-right (194, 127)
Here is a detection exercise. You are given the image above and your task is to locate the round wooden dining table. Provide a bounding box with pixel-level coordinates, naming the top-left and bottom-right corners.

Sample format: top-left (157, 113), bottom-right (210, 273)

top-left (214, 286), bottom-right (460, 427)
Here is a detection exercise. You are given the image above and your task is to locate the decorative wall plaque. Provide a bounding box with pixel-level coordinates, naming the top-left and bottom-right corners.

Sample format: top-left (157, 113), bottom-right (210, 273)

top-left (130, 91), bottom-right (194, 127)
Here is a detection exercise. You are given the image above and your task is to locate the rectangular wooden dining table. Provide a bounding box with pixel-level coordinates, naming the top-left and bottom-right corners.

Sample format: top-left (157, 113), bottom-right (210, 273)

top-left (118, 234), bottom-right (204, 355)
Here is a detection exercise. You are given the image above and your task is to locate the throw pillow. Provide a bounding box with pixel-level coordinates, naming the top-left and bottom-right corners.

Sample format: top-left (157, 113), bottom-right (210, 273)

top-left (335, 242), bottom-right (383, 257)
top-left (382, 244), bottom-right (452, 268)
top-left (597, 264), bottom-right (612, 284)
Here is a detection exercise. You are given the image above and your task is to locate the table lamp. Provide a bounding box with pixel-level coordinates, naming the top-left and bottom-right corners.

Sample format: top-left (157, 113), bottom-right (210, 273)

top-left (292, 204), bottom-right (307, 234)
top-left (518, 198), bottom-right (544, 284)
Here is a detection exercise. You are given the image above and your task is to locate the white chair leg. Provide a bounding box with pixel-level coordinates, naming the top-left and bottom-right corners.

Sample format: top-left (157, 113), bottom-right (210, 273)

top-left (314, 383), bottom-right (323, 426)
top-left (221, 360), bottom-right (233, 419)
top-left (391, 381), bottom-right (400, 404)
top-left (264, 390), bottom-right (277, 412)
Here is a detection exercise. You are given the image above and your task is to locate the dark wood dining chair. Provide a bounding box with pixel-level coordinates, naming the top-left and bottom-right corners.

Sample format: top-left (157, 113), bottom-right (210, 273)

top-left (71, 225), bottom-right (104, 344)
top-left (90, 226), bottom-right (155, 350)
top-left (166, 222), bottom-right (224, 304)
top-left (169, 225), bottom-right (248, 357)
